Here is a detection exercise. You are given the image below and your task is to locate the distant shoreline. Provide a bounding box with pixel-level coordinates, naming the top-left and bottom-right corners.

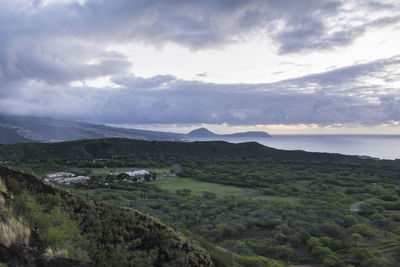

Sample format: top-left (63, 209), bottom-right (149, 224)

top-left (186, 135), bottom-right (400, 160)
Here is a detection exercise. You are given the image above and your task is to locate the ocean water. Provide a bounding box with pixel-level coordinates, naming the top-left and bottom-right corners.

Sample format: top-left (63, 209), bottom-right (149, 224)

top-left (187, 135), bottom-right (400, 160)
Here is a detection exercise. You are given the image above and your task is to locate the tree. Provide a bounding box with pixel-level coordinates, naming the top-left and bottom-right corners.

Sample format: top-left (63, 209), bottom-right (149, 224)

top-left (322, 253), bottom-right (344, 267)
top-left (143, 174), bottom-right (151, 181)
top-left (321, 222), bottom-right (344, 238)
top-left (349, 224), bottom-right (374, 237)
top-left (342, 215), bottom-right (357, 227)
top-left (351, 233), bottom-right (363, 246)
top-left (348, 247), bottom-right (375, 265)
top-left (311, 246), bottom-right (332, 259)
top-left (361, 257), bottom-right (391, 267)
top-left (177, 189), bottom-right (191, 196)
top-left (117, 173), bottom-right (129, 179)
top-left (202, 191), bottom-right (217, 200)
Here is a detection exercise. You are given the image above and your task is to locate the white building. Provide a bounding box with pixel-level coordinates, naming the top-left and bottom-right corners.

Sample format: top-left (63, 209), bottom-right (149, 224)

top-left (54, 176), bottom-right (90, 184)
top-left (46, 172), bottom-right (75, 178)
top-left (115, 170), bottom-right (150, 177)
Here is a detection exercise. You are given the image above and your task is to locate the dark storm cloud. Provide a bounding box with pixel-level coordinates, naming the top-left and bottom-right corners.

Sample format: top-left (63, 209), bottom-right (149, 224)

top-left (269, 55), bottom-right (400, 91)
top-left (0, 37), bottom-right (131, 86)
top-left (3, 0), bottom-right (400, 54)
top-left (69, 0), bottom-right (400, 53)
top-left (271, 1), bottom-right (400, 53)
top-left (1, 56), bottom-right (399, 126)
top-left (77, 0), bottom-right (399, 53)
top-left (0, 1), bottom-right (131, 86)
top-left (100, 56), bottom-right (400, 125)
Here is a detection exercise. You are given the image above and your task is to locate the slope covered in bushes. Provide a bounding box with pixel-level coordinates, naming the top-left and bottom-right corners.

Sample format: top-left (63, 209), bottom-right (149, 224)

top-left (0, 166), bottom-right (212, 266)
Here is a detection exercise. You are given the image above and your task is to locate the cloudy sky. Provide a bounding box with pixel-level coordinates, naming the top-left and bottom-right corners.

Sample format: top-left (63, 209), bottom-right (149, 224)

top-left (1, 0), bottom-right (400, 134)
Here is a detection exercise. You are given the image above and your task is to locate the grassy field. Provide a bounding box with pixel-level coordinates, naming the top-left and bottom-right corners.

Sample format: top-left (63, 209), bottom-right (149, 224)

top-left (151, 177), bottom-right (299, 202)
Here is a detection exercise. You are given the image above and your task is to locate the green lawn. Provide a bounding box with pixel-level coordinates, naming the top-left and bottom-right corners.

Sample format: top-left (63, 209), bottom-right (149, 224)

top-left (151, 177), bottom-right (299, 202)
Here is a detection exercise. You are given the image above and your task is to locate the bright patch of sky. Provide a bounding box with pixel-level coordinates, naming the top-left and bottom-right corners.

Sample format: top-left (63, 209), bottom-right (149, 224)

top-left (109, 123), bottom-right (400, 135)
top-left (110, 23), bottom-right (400, 85)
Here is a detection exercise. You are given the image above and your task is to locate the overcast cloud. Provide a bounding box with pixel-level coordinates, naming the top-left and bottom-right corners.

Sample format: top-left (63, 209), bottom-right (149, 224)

top-left (0, 0), bottom-right (399, 128)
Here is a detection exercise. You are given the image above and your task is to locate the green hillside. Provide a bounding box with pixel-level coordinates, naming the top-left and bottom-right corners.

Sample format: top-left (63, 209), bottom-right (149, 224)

top-left (0, 166), bottom-right (212, 266)
top-left (1, 137), bottom-right (398, 165)
top-left (1, 138), bottom-right (400, 266)
top-left (0, 138), bottom-right (398, 181)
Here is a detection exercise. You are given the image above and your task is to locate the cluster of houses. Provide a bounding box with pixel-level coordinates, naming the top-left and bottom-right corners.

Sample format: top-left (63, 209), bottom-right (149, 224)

top-left (44, 168), bottom-right (177, 185)
top-left (113, 170), bottom-right (177, 183)
top-left (118, 170), bottom-right (150, 176)
top-left (113, 170), bottom-right (153, 183)
top-left (44, 172), bottom-right (90, 185)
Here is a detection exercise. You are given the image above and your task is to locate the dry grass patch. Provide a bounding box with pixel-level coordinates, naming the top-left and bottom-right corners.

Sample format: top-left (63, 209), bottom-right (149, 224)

top-left (0, 178), bottom-right (6, 193)
top-left (42, 247), bottom-right (69, 260)
top-left (0, 216), bottom-right (31, 247)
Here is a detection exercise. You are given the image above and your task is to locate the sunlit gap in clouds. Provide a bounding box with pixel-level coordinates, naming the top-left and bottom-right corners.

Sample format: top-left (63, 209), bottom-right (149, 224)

top-left (106, 123), bottom-right (400, 135)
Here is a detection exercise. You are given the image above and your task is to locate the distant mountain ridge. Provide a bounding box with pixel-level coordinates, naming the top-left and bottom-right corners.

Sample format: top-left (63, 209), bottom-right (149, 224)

top-left (187, 127), bottom-right (270, 138)
top-left (0, 116), bottom-right (270, 144)
top-left (0, 116), bottom-right (184, 144)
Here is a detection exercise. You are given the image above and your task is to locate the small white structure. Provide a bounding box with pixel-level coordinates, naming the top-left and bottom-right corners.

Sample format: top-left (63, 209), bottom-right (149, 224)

top-left (115, 170), bottom-right (150, 177)
top-left (46, 172), bottom-right (75, 178)
top-left (53, 176), bottom-right (90, 184)
top-left (125, 170), bottom-right (150, 177)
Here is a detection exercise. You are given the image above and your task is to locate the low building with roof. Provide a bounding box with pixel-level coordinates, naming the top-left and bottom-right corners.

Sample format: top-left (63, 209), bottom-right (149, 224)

top-left (53, 176), bottom-right (90, 184)
top-left (46, 172), bottom-right (75, 178)
top-left (114, 170), bottom-right (150, 177)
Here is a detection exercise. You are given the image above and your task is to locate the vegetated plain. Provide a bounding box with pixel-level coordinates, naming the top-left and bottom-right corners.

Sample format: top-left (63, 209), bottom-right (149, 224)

top-left (1, 138), bottom-right (400, 266)
top-left (151, 177), bottom-right (299, 202)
